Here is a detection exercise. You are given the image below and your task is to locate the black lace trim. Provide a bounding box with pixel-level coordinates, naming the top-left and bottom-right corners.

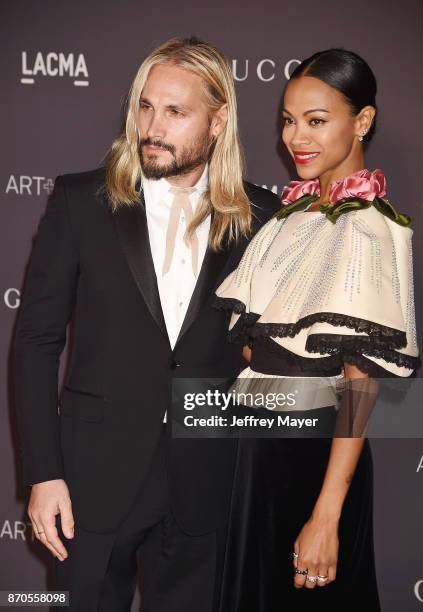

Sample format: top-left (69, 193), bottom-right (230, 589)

top-left (213, 298), bottom-right (407, 347)
top-left (213, 296), bottom-right (420, 373)
top-left (251, 312), bottom-right (407, 348)
top-left (213, 296), bottom-right (247, 315)
top-left (254, 337), bottom-right (417, 378)
top-left (305, 334), bottom-right (421, 372)
top-left (213, 296), bottom-right (258, 344)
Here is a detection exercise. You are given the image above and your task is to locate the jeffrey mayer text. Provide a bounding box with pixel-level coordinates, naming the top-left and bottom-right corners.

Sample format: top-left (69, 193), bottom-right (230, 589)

top-left (231, 415), bottom-right (318, 428)
top-left (184, 415), bottom-right (319, 428)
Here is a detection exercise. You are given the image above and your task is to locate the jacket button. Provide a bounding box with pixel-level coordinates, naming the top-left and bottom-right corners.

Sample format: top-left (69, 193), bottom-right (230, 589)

top-left (170, 360), bottom-right (180, 370)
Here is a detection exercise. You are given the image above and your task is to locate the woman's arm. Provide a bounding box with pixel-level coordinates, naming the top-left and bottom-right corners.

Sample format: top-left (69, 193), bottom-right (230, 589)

top-left (312, 362), bottom-right (370, 520)
top-left (293, 362), bottom-right (375, 589)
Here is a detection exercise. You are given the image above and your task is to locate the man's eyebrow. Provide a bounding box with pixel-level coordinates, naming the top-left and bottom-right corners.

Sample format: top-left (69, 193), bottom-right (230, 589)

top-left (166, 103), bottom-right (192, 112)
top-left (139, 98), bottom-right (192, 112)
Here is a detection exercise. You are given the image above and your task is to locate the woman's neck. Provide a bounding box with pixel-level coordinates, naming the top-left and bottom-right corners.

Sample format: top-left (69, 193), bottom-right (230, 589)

top-left (315, 150), bottom-right (365, 205)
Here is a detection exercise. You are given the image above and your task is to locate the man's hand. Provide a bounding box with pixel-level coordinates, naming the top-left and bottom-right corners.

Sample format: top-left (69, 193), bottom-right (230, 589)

top-left (27, 479), bottom-right (74, 561)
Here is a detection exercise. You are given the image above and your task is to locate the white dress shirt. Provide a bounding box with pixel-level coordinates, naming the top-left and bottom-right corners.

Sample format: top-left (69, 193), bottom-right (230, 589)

top-left (143, 165), bottom-right (211, 423)
top-left (143, 163), bottom-right (211, 350)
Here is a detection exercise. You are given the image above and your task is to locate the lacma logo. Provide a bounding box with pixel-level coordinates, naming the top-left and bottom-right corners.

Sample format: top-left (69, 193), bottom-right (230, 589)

top-left (21, 51), bottom-right (89, 86)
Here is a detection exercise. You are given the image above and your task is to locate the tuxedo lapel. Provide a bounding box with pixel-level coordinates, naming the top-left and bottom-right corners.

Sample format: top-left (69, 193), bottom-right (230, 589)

top-left (111, 191), bottom-right (170, 345)
top-left (111, 190), bottom-right (235, 350)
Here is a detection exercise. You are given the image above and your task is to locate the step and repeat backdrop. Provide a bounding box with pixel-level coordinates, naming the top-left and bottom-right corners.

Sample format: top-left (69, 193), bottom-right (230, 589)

top-left (1, 0), bottom-right (423, 609)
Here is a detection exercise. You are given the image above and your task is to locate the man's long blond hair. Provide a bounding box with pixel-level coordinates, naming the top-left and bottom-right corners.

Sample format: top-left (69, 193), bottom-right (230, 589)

top-left (104, 37), bottom-right (252, 250)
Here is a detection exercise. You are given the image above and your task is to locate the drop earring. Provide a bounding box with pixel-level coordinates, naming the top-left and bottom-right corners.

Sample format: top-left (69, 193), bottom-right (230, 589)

top-left (358, 130), bottom-right (367, 142)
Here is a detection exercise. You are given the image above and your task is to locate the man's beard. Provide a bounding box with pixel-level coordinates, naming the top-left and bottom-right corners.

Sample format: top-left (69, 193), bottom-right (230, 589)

top-left (139, 131), bottom-right (212, 180)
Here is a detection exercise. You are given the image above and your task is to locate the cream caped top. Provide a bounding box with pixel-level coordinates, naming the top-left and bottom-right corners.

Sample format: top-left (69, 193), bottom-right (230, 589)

top-left (214, 204), bottom-right (420, 377)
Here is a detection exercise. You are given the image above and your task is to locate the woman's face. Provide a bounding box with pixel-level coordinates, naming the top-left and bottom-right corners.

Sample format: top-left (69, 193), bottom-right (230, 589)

top-left (282, 76), bottom-right (361, 180)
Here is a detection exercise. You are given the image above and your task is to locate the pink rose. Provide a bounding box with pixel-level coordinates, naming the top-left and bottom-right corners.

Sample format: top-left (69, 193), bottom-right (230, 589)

top-left (280, 169), bottom-right (388, 206)
top-left (329, 169), bottom-right (387, 203)
top-left (281, 179), bottom-right (320, 204)
top-left (369, 169), bottom-right (387, 198)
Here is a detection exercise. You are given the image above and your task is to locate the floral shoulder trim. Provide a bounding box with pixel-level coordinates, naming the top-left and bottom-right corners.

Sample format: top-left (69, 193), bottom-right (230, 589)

top-left (273, 195), bottom-right (412, 227)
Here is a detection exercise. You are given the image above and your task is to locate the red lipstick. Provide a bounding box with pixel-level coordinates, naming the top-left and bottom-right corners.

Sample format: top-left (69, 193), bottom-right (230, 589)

top-left (292, 151), bottom-right (320, 165)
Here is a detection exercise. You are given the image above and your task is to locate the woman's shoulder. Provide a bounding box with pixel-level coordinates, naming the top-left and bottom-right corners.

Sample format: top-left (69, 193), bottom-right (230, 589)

top-left (330, 192), bottom-right (411, 223)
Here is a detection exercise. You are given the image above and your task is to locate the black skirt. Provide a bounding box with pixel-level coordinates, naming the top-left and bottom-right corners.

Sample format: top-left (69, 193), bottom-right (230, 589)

top-left (218, 417), bottom-right (381, 611)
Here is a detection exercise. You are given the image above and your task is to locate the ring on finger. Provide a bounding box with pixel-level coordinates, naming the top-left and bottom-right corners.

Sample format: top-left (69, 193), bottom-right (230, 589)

top-left (317, 574), bottom-right (328, 582)
top-left (306, 575), bottom-right (318, 583)
top-left (294, 568), bottom-right (308, 575)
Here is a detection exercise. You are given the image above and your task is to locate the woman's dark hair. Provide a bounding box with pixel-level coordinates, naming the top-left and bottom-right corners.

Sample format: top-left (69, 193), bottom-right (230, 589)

top-left (289, 48), bottom-right (377, 143)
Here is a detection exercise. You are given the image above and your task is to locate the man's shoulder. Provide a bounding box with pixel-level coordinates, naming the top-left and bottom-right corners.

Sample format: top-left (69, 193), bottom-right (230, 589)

top-left (59, 166), bottom-right (106, 196)
top-left (243, 180), bottom-right (281, 223)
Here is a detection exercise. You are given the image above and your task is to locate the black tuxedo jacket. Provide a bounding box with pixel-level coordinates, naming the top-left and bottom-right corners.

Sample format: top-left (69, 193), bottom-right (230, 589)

top-left (13, 167), bottom-right (280, 535)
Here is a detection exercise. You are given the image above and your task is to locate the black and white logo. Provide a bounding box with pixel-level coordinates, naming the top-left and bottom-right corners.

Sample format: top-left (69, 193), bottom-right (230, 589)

top-left (21, 51), bottom-right (89, 86)
top-left (4, 289), bottom-right (20, 309)
top-left (0, 520), bottom-right (34, 541)
top-left (414, 580), bottom-right (423, 603)
top-left (5, 175), bottom-right (54, 196)
top-left (231, 59), bottom-right (301, 82)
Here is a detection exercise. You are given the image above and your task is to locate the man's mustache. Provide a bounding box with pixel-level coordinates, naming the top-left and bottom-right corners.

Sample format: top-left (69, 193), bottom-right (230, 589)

top-left (139, 138), bottom-right (176, 155)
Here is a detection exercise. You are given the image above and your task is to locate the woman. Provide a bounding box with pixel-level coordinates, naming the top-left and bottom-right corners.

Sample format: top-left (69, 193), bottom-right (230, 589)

top-left (213, 49), bottom-right (420, 611)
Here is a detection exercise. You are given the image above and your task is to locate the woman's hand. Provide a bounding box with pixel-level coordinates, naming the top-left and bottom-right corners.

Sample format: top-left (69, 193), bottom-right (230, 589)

top-left (293, 512), bottom-right (339, 589)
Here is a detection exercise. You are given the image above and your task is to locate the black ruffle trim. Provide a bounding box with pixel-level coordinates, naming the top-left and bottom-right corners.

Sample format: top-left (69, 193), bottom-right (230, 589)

top-left (213, 296), bottom-right (258, 344)
top-left (251, 312), bottom-right (407, 348)
top-left (213, 297), bottom-right (407, 348)
top-left (306, 334), bottom-right (421, 372)
top-left (213, 296), bottom-right (420, 374)
top-left (213, 296), bottom-right (247, 315)
top-left (255, 337), bottom-right (417, 378)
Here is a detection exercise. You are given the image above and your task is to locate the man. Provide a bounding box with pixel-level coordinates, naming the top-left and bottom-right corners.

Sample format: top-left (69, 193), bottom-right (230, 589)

top-left (13, 37), bottom-right (280, 611)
